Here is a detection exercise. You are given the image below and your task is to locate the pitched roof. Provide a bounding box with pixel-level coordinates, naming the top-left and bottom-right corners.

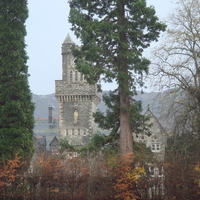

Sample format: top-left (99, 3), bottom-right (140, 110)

top-left (49, 136), bottom-right (59, 146)
top-left (144, 109), bottom-right (168, 136)
top-left (36, 135), bottom-right (46, 146)
top-left (34, 118), bottom-right (59, 150)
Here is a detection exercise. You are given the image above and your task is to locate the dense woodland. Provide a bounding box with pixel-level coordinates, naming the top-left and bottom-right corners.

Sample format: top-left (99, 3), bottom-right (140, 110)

top-left (1, 0), bottom-right (200, 199)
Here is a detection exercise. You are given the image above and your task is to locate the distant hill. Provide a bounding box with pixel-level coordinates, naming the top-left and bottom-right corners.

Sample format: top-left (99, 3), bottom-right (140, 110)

top-left (32, 91), bottom-right (160, 119)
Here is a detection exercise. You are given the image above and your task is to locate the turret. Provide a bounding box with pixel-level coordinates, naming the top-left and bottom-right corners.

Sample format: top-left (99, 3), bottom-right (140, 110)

top-left (61, 34), bottom-right (74, 81)
top-left (55, 33), bottom-right (101, 147)
top-left (62, 33), bottom-right (73, 54)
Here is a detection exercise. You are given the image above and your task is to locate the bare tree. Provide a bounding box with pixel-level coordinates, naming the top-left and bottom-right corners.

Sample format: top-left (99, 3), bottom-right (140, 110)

top-left (150, 2), bottom-right (200, 198)
top-left (151, 0), bottom-right (200, 134)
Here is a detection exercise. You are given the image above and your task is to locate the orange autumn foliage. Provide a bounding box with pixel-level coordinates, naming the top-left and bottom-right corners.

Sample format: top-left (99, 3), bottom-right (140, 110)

top-left (112, 153), bottom-right (145, 200)
top-left (0, 154), bottom-right (22, 187)
top-left (31, 154), bottom-right (91, 199)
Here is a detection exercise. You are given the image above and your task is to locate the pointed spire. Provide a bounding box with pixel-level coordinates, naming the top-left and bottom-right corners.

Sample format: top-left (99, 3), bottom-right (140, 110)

top-left (63, 33), bottom-right (74, 44)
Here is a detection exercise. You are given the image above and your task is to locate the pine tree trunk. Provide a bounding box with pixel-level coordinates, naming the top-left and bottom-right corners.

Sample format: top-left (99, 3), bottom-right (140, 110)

top-left (118, 2), bottom-right (133, 156)
top-left (119, 83), bottom-right (133, 156)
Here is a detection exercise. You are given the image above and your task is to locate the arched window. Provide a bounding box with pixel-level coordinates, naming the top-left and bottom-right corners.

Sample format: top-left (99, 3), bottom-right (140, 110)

top-left (75, 71), bottom-right (78, 81)
top-left (80, 74), bottom-right (83, 81)
top-left (70, 71), bottom-right (73, 82)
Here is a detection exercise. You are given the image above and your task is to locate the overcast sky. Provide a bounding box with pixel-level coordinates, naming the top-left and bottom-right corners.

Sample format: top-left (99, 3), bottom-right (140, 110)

top-left (26, 0), bottom-right (175, 95)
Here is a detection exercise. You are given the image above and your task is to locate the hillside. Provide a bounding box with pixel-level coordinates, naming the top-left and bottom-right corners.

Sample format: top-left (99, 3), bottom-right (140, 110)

top-left (32, 91), bottom-right (160, 119)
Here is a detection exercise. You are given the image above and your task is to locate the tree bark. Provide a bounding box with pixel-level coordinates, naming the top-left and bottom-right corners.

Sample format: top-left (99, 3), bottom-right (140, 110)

top-left (117, 1), bottom-right (133, 156)
top-left (119, 88), bottom-right (133, 155)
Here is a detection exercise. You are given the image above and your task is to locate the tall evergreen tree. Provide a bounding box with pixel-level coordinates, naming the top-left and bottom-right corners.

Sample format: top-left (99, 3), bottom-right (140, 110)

top-left (93, 91), bottom-right (149, 144)
top-left (69, 0), bottom-right (165, 155)
top-left (0, 0), bottom-right (34, 163)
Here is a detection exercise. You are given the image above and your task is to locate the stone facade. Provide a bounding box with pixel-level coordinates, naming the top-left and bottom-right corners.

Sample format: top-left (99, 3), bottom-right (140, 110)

top-left (133, 108), bottom-right (168, 161)
top-left (55, 34), bottom-right (101, 147)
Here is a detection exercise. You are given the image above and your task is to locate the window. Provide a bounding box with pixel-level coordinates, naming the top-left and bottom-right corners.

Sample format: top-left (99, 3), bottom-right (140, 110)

top-left (84, 129), bottom-right (87, 135)
top-left (72, 129), bottom-right (74, 135)
top-left (156, 143), bottom-right (160, 151)
top-left (151, 143), bottom-right (155, 151)
top-left (66, 129), bottom-right (68, 135)
top-left (80, 74), bottom-right (83, 81)
top-left (78, 129), bottom-right (80, 135)
top-left (70, 71), bottom-right (73, 82)
top-left (75, 71), bottom-right (78, 81)
top-left (151, 136), bottom-right (160, 152)
top-left (138, 135), bottom-right (147, 144)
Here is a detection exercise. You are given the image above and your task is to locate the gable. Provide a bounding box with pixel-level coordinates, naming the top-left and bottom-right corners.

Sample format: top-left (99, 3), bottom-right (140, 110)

top-left (133, 109), bottom-right (168, 161)
top-left (144, 110), bottom-right (167, 137)
top-left (49, 136), bottom-right (59, 146)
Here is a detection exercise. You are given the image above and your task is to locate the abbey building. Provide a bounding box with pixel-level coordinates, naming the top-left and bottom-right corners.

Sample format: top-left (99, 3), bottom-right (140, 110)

top-left (32, 34), bottom-right (167, 161)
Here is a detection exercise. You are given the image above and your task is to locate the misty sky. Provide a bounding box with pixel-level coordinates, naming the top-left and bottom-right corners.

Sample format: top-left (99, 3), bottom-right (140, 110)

top-left (26, 0), bottom-right (175, 95)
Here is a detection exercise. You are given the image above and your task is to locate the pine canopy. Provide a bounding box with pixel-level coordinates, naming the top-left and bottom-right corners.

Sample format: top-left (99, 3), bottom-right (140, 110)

top-left (0, 0), bottom-right (34, 163)
top-left (69, 0), bottom-right (166, 155)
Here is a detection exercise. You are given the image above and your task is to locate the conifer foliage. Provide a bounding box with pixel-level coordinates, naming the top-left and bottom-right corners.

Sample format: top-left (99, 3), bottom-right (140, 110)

top-left (0, 0), bottom-right (34, 163)
top-left (69, 0), bottom-right (166, 155)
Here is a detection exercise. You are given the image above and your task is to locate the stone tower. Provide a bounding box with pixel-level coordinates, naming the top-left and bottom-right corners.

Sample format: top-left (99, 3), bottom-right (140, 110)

top-left (55, 34), bottom-right (101, 147)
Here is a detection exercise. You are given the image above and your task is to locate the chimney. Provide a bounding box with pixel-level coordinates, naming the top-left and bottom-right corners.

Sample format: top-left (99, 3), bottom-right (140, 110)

top-left (48, 105), bottom-right (55, 127)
